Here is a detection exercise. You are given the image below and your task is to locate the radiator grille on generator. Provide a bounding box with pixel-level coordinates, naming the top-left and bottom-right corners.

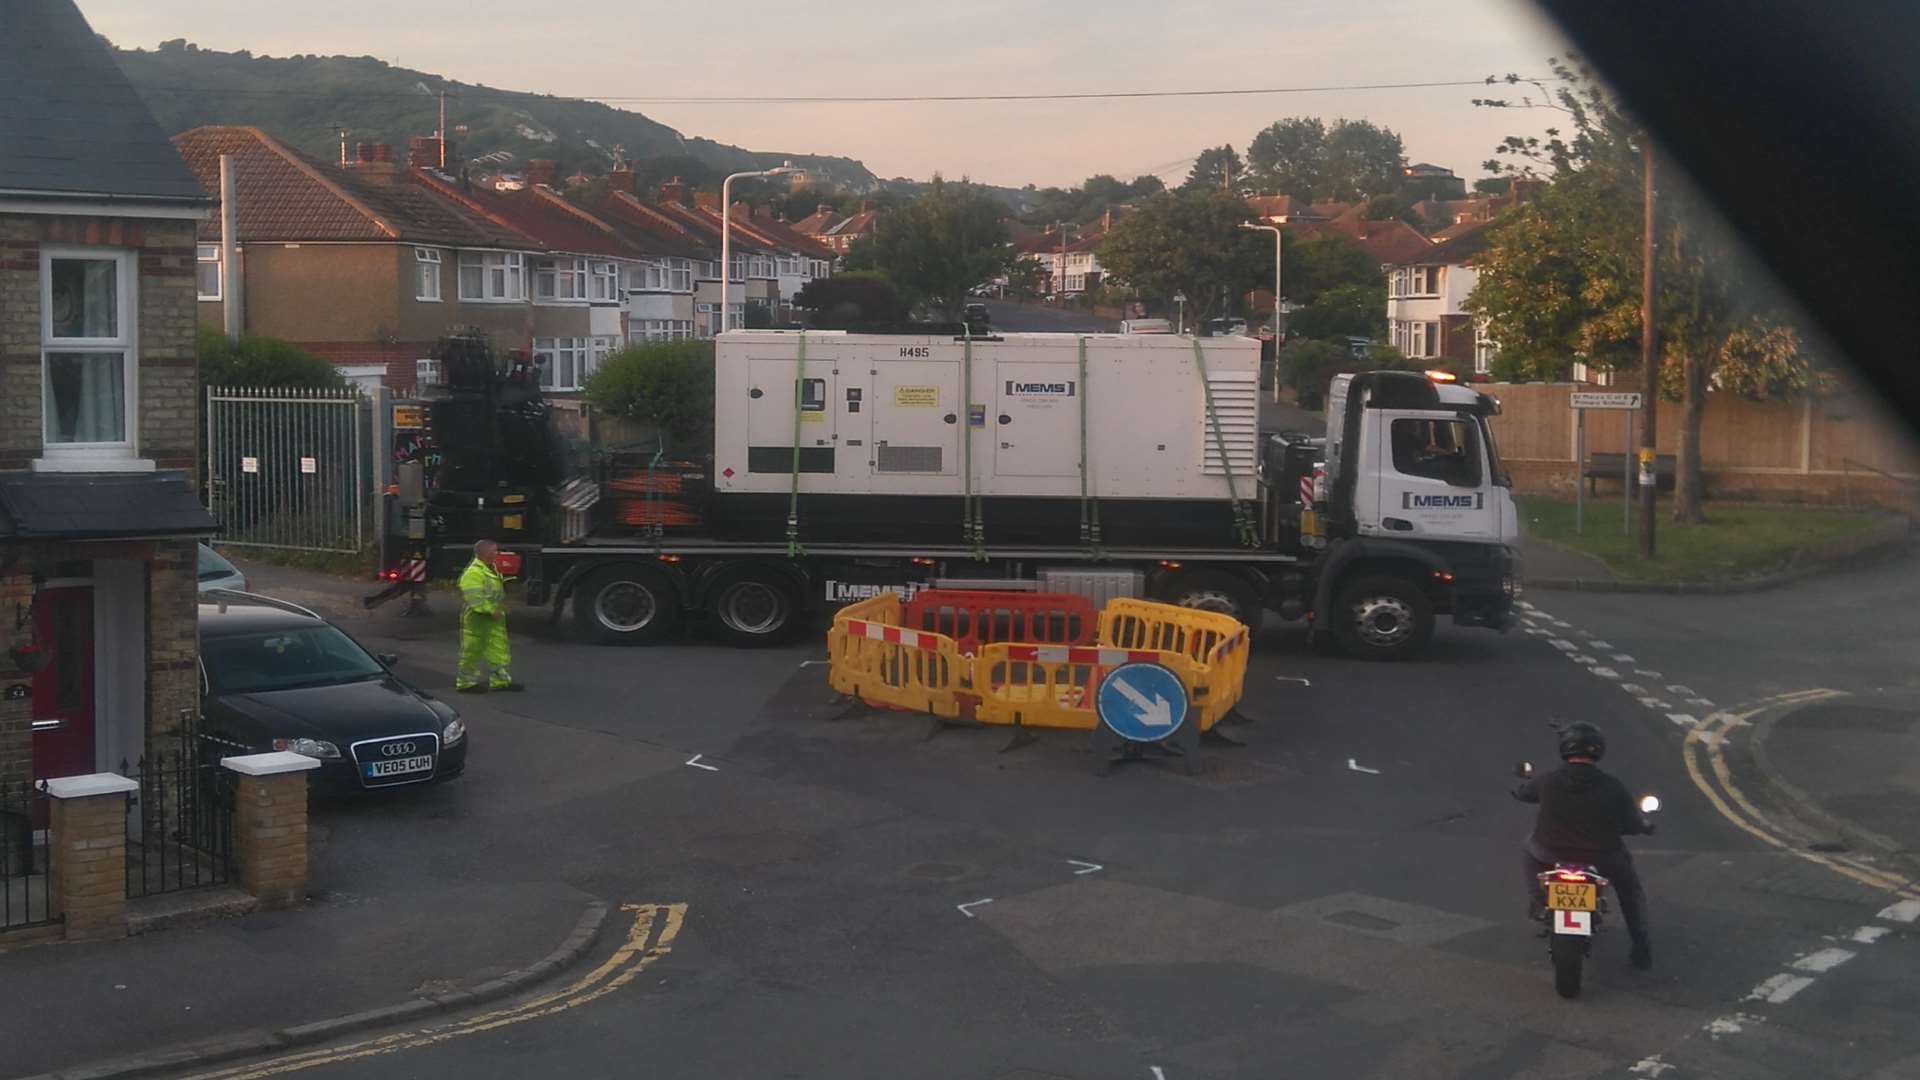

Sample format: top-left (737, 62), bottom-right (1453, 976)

top-left (1202, 371), bottom-right (1260, 477)
top-left (876, 445), bottom-right (944, 473)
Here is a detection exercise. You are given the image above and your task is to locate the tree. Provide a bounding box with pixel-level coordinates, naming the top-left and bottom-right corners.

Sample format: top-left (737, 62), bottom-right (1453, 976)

top-left (793, 271), bottom-right (908, 328)
top-left (197, 326), bottom-right (347, 390)
top-left (584, 340), bottom-right (716, 450)
top-left (1468, 57), bottom-right (1822, 523)
top-left (1019, 173), bottom-right (1163, 228)
top-left (1246, 118), bottom-right (1326, 200)
top-left (1320, 119), bottom-right (1406, 203)
top-left (1472, 176), bottom-right (1512, 195)
top-left (1097, 190), bottom-right (1263, 324)
top-left (1281, 232), bottom-right (1383, 305)
top-left (839, 177), bottom-right (1015, 319)
top-left (1181, 145), bottom-right (1248, 195)
top-left (1287, 282), bottom-right (1387, 340)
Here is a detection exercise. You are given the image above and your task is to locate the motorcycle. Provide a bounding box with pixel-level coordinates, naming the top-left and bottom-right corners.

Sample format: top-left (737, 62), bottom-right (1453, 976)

top-left (1513, 760), bottom-right (1661, 999)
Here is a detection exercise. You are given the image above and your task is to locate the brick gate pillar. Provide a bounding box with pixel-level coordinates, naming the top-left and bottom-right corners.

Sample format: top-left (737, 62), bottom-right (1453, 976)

top-left (222, 752), bottom-right (320, 911)
top-left (44, 773), bottom-right (141, 941)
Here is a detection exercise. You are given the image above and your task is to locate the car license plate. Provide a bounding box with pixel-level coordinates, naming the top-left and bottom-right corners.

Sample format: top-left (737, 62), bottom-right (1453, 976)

top-left (364, 755), bottom-right (433, 779)
top-left (1546, 881), bottom-right (1598, 912)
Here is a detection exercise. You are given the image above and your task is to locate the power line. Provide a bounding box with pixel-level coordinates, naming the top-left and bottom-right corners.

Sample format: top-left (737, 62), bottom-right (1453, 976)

top-left (134, 75), bottom-right (1562, 106)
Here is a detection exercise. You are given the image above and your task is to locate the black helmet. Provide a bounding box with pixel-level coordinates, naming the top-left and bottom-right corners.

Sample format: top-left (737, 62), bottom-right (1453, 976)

top-left (1559, 721), bottom-right (1607, 762)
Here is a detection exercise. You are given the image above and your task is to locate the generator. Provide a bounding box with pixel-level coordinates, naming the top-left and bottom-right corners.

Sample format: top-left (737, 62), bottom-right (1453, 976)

top-left (709, 331), bottom-right (1261, 548)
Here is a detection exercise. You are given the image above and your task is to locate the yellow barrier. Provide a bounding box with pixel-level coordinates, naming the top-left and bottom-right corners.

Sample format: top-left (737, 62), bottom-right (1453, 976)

top-left (972, 641), bottom-right (1206, 731)
top-left (1097, 599), bottom-right (1251, 729)
top-left (826, 594), bottom-right (966, 718)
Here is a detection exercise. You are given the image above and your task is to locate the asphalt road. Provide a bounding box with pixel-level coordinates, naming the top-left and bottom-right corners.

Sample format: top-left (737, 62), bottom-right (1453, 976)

top-left (141, 560), bottom-right (1920, 1080)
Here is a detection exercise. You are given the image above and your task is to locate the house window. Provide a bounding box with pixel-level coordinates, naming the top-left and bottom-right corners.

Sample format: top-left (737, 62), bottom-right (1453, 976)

top-left (590, 261), bottom-right (619, 302)
top-left (1402, 266), bottom-right (1439, 297)
top-left (667, 258), bottom-right (693, 291)
top-left (535, 337), bottom-right (595, 391)
top-left (41, 249), bottom-right (135, 456)
top-left (196, 243), bottom-right (221, 301)
top-left (730, 254), bottom-right (747, 282)
top-left (458, 252), bottom-right (524, 301)
top-left (634, 319), bottom-right (696, 342)
top-left (534, 257), bottom-right (587, 301)
top-left (414, 247), bottom-right (442, 302)
top-left (1474, 320), bottom-right (1496, 375)
top-left (1399, 320), bottom-right (1439, 358)
top-left (749, 255), bottom-right (774, 279)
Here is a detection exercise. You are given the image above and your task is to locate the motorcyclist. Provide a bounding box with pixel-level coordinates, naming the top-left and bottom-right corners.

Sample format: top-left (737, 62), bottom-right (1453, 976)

top-left (1513, 721), bottom-right (1655, 970)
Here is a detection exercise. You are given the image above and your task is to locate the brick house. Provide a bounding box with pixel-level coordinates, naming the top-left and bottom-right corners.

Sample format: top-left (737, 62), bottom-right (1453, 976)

top-left (0, 0), bottom-right (218, 792)
top-left (170, 127), bottom-right (538, 392)
top-left (1385, 223), bottom-right (1493, 372)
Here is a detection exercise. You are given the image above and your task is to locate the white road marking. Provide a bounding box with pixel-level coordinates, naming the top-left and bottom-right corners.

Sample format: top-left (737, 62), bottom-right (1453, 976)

top-left (1572, 654), bottom-right (1597, 664)
top-left (1577, 630), bottom-right (1594, 638)
top-left (1151, 1068), bottom-right (1168, 1080)
top-left (1746, 973), bottom-right (1816, 1003)
top-left (1621, 683), bottom-right (1647, 695)
top-left (957, 898), bottom-right (994, 918)
top-left (797, 659), bottom-right (829, 667)
top-left (1638, 697), bottom-right (1672, 709)
top-left (1634, 669), bottom-right (1664, 679)
top-left (1667, 713), bottom-right (1699, 728)
top-left (1877, 898), bottom-right (1920, 923)
top-left (1705, 1013), bottom-right (1763, 1038)
top-left (1667, 684), bottom-right (1696, 696)
top-left (1688, 697), bottom-right (1716, 708)
top-left (1790, 947), bottom-right (1855, 973)
top-left (1549, 638), bottom-right (1577, 651)
top-left (1591, 667), bottom-right (1620, 679)
top-left (1275, 676), bottom-right (1312, 686)
top-left (1628, 1056), bottom-right (1676, 1077)
top-left (1851, 926), bottom-right (1892, 944)
top-left (1518, 601), bottom-right (1537, 610)
top-left (1066, 859), bottom-right (1103, 875)
top-left (1346, 758), bottom-right (1382, 775)
top-left (1613, 653), bottom-right (1636, 663)
top-left (1590, 640), bottom-right (1613, 649)
top-left (684, 754), bottom-right (719, 772)
top-left (1525, 628), bottom-right (1550, 636)
top-left (1552, 619), bottom-right (1572, 628)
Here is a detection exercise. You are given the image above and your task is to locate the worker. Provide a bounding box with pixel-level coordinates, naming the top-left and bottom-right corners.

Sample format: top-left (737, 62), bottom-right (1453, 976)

top-left (456, 539), bottom-right (522, 693)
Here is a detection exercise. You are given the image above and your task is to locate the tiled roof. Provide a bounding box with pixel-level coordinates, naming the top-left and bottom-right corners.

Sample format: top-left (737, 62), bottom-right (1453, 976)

top-left (820, 210), bottom-right (877, 239)
top-left (737, 209), bottom-right (837, 259)
top-left (591, 192), bottom-right (716, 260)
top-left (1405, 222), bottom-right (1491, 266)
top-left (656, 200), bottom-right (774, 254)
top-left (1297, 216), bottom-right (1433, 265)
top-left (408, 171), bottom-right (636, 258)
top-left (172, 127), bottom-right (527, 247)
top-left (0, 0), bottom-right (209, 206)
top-left (790, 207), bottom-right (838, 235)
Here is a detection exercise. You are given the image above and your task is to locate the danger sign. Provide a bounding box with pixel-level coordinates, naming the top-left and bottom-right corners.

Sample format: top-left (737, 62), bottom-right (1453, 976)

top-left (893, 386), bottom-right (939, 407)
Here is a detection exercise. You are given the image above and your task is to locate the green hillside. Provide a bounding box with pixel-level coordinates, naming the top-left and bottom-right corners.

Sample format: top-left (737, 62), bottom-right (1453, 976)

top-left (112, 40), bottom-right (879, 192)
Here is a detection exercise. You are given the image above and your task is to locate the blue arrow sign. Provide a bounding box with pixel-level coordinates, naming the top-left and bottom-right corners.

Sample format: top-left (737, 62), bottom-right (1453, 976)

top-left (1095, 663), bottom-right (1190, 742)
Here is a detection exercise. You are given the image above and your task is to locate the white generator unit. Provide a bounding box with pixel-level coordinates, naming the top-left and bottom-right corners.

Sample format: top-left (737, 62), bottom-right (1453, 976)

top-left (709, 330), bottom-right (1260, 548)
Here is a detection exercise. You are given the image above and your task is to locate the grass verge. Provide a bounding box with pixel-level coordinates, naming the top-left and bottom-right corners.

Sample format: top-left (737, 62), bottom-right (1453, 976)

top-left (1517, 497), bottom-right (1890, 582)
top-left (211, 543), bottom-right (380, 579)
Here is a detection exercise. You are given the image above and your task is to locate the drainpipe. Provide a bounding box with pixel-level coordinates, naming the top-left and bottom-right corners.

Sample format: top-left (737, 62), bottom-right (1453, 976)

top-left (219, 154), bottom-right (243, 342)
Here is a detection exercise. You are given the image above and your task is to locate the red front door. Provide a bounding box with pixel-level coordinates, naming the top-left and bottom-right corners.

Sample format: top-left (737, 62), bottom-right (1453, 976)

top-left (30, 586), bottom-right (96, 784)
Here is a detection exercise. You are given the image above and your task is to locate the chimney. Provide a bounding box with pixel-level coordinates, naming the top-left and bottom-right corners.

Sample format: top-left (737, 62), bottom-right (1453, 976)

top-left (816, 203), bottom-right (834, 216)
top-left (526, 159), bottom-right (559, 188)
top-left (372, 143), bottom-right (394, 163)
top-left (658, 176), bottom-right (688, 206)
top-left (610, 162), bottom-right (636, 195)
top-left (1101, 208), bottom-right (1112, 232)
top-left (408, 136), bottom-right (455, 170)
top-left (353, 142), bottom-right (374, 164)
top-left (693, 190), bottom-right (720, 212)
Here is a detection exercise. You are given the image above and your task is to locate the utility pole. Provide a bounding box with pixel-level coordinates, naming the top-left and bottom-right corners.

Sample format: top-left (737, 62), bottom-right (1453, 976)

top-left (437, 91), bottom-right (447, 169)
top-left (1637, 140), bottom-right (1658, 559)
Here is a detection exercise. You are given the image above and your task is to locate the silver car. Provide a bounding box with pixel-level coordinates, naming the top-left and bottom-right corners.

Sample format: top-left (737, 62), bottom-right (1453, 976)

top-left (196, 544), bottom-right (248, 593)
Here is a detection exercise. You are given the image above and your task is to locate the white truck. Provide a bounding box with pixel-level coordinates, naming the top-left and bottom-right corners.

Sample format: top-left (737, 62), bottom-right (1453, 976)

top-left (393, 331), bottom-right (1521, 659)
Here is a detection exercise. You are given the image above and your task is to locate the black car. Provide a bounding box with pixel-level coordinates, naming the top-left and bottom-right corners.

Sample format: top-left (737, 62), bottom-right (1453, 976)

top-left (198, 592), bottom-right (467, 792)
top-left (963, 302), bottom-right (991, 327)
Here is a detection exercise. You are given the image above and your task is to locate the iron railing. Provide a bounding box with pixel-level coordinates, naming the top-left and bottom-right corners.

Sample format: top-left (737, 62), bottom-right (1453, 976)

top-left (207, 385), bottom-right (374, 553)
top-left (0, 779), bottom-right (55, 932)
top-left (123, 732), bottom-right (237, 899)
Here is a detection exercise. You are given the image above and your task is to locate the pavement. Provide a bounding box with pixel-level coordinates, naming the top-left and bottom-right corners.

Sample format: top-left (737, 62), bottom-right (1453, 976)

top-left (8, 555), bottom-right (1920, 1080)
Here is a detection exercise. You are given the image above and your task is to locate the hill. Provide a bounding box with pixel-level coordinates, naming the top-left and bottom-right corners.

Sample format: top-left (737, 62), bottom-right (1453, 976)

top-left (112, 40), bottom-right (880, 192)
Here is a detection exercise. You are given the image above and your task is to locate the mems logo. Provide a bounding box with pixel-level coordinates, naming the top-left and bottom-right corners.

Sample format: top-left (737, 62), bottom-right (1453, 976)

top-left (825, 580), bottom-right (926, 602)
top-left (1403, 492), bottom-right (1485, 510)
top-left (1004, 380), bottom-right (1076, 396)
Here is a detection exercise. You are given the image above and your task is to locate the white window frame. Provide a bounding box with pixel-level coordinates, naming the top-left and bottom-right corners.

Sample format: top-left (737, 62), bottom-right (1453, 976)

top-left (414, 247), bottom-right (442, 302)
top-left (667, 258), bottom-right (693, 292)
top-left (534, 256), bottom-right (588, 303)
top-left (458, 251), bottom-right (524, 302)
top-left (196, 243), bottom-right (222, 301)
top-left (749, 254), bottom-right (774, 279)
top-left (38, 246), bottom-right (145, 470)
top-left (590, 261), bottom-right (620, 302)
top-left (1473, 320), bottom-right (1496, 375)
top-left (536, 337), bottom-right (588, 391)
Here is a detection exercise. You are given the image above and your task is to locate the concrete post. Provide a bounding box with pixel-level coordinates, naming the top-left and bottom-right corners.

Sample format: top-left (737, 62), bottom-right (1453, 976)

top-left (44, 774), bottom-right (140, 942)
top-left (222, 752), bottom-right (320, 910)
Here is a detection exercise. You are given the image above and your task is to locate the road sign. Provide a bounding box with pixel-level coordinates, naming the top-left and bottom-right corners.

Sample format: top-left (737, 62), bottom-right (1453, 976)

top-left (1570, 392), bottom-right (1642, 410)
top-left (1095, 662), bottom-right (1189, 742)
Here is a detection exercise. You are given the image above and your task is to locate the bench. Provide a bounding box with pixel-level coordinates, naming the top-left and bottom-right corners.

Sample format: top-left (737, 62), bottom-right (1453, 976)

top-left (1585, 452), bottom-right (1676, 496)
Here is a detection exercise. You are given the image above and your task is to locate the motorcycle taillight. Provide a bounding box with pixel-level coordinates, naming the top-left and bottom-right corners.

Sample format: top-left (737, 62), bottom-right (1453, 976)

top-left (1549, 871), bottom-right (1589, 882)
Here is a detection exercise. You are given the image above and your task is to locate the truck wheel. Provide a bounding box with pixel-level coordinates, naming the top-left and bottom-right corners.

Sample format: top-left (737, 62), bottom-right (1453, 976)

top-left (1331, 574), bottom-right (1433, 661)
top-left (576, 565), bottom-right (681, 645)
top-left (1160, 570), bottom-right (1264, 634)
top-left (705, 570), bottom-right (801, 648)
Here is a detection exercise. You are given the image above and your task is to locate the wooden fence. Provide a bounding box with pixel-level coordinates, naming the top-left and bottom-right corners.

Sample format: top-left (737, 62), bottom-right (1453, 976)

top-left (1482, 382), bottom-right (1920, 511)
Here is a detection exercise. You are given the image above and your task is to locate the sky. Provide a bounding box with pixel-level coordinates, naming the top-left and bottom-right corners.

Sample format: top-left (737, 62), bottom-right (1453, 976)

top-left (83, 0), bottom-right (1575, 190)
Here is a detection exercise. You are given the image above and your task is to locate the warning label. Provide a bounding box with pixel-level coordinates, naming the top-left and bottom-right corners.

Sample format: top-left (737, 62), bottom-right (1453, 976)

top-left (894, 386), bottom-right (939, 407)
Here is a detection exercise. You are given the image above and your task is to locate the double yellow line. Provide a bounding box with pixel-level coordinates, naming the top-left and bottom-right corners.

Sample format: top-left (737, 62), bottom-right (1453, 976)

top-left (182, 902), bottom-right (687, 1080)
top-left (1682, 690), bottom-right (1918, 900)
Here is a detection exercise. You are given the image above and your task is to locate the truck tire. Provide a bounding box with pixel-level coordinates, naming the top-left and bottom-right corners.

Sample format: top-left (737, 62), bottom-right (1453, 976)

top-left (705, 569), bottom-right (801, 648)
top-left (1330, 573), bottom-right (1433, 661)
top-left (1159, 569), bottom-right (1265, 635)
top-left (575, 565), bottom-right (681, 645)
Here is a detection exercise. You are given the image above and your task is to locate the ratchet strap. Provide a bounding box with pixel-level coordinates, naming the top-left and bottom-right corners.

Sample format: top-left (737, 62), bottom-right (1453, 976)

top-left (785, 332), bottom-right (807, 557)
top-left (961, 328), bottom-right (986, 560)
top-left (1076, 336), bottom-right (1104, 556)
top-left (1192, 338), bottom-right (1259, 548)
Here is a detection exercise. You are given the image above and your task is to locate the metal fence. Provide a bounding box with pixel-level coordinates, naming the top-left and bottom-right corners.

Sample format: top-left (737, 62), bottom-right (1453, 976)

top-left (123, 731), bottom-right (237, 899)
top-left (207, 386), bottom-right (378, 553)
top-left (0, 779), bottom-right (54, 932)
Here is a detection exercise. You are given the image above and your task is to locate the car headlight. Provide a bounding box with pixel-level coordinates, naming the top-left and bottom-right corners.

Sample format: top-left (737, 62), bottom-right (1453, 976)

top-left (274, 736), bottom-right (340, 759)
top-left (442, 717), bottom-right (466, 745)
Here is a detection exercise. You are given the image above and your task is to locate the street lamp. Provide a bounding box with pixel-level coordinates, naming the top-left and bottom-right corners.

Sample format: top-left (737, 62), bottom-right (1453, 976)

top-left (719, 162), bottom-right (797, 333)
top-left (1173, 290), bottom-right (1188, 335)
top-left (1239, 222), bottom-right (1283, 402)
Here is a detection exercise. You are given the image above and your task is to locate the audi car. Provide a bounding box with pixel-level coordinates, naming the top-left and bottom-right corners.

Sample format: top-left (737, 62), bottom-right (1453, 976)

top-left (197, 592), bottom-right (467, 792)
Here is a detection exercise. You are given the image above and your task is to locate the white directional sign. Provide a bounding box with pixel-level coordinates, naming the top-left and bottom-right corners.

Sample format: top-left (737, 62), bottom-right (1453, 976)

top-left (1569, 392), bottom-right (1642, 410)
